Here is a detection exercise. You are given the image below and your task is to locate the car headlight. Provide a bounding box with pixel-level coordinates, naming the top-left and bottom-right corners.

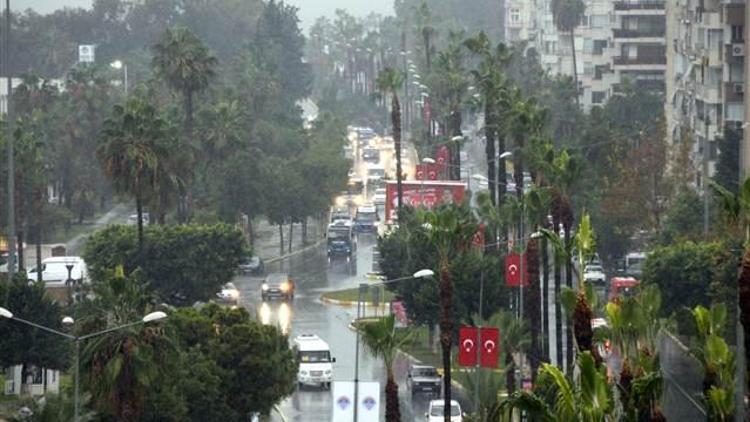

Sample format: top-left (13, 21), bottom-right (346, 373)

top-left (262, 283), bottom-right (269, 291)
top-left (281, 282), bottom-right (290, 292)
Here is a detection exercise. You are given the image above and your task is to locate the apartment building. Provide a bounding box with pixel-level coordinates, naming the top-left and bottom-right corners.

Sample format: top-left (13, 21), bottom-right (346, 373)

top-left (744, 3), bottom-right (750, 181)
top-left (665, 0), bottom-right (745, 185)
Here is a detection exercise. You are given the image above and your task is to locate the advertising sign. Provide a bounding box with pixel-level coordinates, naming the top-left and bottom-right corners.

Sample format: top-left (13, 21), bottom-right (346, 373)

top-left (78, 45), bottom-right (95, 63)
top-left (332, 381), bottom-right (380, 422)
top-left (384, 180), bottom-right (466, 222)
top-left (415, 162), bottom-right (445, 181)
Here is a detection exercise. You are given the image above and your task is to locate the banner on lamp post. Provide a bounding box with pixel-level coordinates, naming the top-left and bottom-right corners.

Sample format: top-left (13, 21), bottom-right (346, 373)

top-left (458, 326), bottom-right (478, 367)
top-left (504, 253), bottom-right (528, 287)
top-left (480, 327), bottom-right (500, 368)
top-left (332, 381), bottom-right (380, 422)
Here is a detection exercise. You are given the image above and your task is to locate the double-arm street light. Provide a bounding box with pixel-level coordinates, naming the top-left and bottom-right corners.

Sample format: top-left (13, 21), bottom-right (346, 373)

top-left (0, 307), bottom-right (167, 422)
top-left (353, 268), bottom-right (434, 422)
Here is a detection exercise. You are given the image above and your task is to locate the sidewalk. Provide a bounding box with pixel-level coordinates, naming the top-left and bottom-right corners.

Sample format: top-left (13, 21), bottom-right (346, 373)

top-left (250, 218), bottom-right (325, 263)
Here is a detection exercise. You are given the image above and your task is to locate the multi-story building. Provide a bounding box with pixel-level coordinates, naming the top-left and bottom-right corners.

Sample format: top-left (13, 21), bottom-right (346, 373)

top-left (665, 0), bottom-right (745, 186)
top-left (744, 2), bottom-right (750, 181)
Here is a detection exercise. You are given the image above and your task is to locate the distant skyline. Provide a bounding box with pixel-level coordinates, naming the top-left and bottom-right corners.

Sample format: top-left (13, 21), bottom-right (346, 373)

top-left (13, 0), bottom-right (394, 31)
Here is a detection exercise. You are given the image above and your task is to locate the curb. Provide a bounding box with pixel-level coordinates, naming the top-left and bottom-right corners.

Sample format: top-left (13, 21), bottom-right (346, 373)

top-left (263, 237), bottom-right (326, 265)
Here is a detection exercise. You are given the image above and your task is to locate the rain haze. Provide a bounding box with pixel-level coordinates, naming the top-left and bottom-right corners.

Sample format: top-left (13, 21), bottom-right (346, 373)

top-left (15, 0), bottom-right (394, 30)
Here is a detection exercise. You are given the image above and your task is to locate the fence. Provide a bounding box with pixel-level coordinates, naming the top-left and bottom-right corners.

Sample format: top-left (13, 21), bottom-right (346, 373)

top-left (658, 330), bottom-right (706, 420)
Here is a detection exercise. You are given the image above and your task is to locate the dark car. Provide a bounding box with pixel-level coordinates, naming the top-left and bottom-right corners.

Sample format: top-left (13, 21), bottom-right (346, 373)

top-left (239, 255), bottom-right (264, 275)
top-left (406, 364), bottom-right (441, 395)
top-left (262, 273), bottom-right (295, 301)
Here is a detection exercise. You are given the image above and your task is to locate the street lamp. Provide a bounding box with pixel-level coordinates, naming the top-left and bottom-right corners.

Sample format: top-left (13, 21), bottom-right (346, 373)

top-left (110, 60), bottom-right (128, 93)
top-left (5, 0), bottom-right (15, 285)
top-left (0, 307), bottom-right (167, 422)
top-left (353, 269), bottom-right (434, 422)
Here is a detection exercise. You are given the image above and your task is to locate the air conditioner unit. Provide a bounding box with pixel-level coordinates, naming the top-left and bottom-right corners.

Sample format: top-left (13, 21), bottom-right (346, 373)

top-left (733, 44), bottom-right (745, 57)
top-left (734, 83), bottom-right (745, 94)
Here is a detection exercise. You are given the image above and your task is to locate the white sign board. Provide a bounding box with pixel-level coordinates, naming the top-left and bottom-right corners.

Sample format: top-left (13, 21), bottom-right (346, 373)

top-left (331, 381), bottom-right (380, 422)
top-left (78, 45), bottom-right (95, 63)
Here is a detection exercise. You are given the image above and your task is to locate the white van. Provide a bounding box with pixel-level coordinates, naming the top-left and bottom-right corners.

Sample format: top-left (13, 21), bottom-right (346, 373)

top-left (293, 334), bottom-right (335, 389)
top-left (27, 256), bottom-right (88, 286)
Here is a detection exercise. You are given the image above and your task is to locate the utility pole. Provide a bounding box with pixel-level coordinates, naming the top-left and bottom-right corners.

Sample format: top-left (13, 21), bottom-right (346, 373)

top-left (5, 0), bottom-right (15, 287)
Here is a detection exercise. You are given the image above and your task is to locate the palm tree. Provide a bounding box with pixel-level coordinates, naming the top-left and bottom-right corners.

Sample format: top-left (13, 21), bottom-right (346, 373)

top-left (420, 205), bottom-right (478, 422)
top-left (151, 26), bottom-right (217, 136)
top-left (495, 311), bottom-right (530, 395)
top-left (550, 0), bottom-right (585, 107)
top-left (98, 97), bottom-right (175, 250)
top-left (499, 351), bottom-right (615, 421)
top-left (376, 67), bottom-right (405, 211)
top-left (465, 32), bottom-right (512, 207)
top-left (711, 178), bottom-right (750, 407)
top-left (359, 315), bottom-right (411, 422)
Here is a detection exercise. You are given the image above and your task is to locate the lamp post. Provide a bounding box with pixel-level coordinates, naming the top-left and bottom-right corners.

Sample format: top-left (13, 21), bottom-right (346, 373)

top-left (353, 269), bottom-right (434, 422)
top-left (5, 0), bottom-right (15, 286)
top-left (421, 157), bottom-right (436, 205)
top-left (110, 60), bottom-right (128, 93)
top-left (0, 307), bottom-right (167, 422)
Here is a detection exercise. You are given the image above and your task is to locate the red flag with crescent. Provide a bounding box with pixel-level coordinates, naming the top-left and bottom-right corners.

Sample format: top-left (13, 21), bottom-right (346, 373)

top-left (480, 327), bottom-right (500, 368)
top-left (458, 326), bottom-right (478, 367)
top-left (505, 253), bottom-right (528, 287)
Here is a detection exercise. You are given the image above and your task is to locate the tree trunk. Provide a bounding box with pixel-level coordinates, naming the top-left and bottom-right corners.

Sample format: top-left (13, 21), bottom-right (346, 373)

top-left (564, 222), bottom-right (574, 372)
top-left (385, 372), bottom-right (401, 422)
top-left (16, 230), bottom-right (24, 272)
top-left (248, 218), bottom-right (255, 247)
top-left (288, 222), bottom-right (293, 253)
top-left (136, 189), bottom-right (144, 253)
top-left (302, 218), bottom-right (308, 245)
top-left (739, 246), bottom-right (750, 407)
top-left (185, 89), bottom-right (194, 137)
top-left (439, 258), bottom-right (453, 422)
top-left (393, 92), bottom-right (404, 213)
top-left (505, 349), bottom-right (516, 395)
top-left (278, 224), bottom-right (284, 256)
top-left (526, 238), bottom-right (542, 381)
top-left (484, 102), bottom-right (497, 206)
top-left (553, 213), bottom-right (563, 366)
top-left (541, 235), bottom-right (550, 362)
top-left (570, 30), bottom-right (580, 108)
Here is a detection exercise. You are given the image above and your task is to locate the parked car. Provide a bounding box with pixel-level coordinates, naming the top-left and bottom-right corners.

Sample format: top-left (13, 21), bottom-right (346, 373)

top-left (125, 213), bottom-right (149, 226)
top-left (583, 264), bottom-right (606, 285)
top-left (216, 282), bottom-right (240, 304)
top-left (407, 365), bottom-right (441, 395)
top-left (238, 255), bottom-right (264, 274)
top-left (27, 256), bottom-right (88, 286)
top-left (262, 273), bottom-right (295, 301)
top-left (426, 399), bottom-right (463, 422)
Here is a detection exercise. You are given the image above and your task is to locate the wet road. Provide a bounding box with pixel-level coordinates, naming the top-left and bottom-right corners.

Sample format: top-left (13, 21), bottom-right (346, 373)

top-left (233, 233), bottom-right (458, 421)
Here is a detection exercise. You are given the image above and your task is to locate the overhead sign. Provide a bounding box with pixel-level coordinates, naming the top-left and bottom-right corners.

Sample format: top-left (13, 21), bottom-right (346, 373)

top-left (331, 381), bottom-right (380, 422)
top-left (78, 45), bottom-right (95, 63)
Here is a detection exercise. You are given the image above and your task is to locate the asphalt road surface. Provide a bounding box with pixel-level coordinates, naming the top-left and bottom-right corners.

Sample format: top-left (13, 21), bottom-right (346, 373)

top-left (232, 233), bottom-right (465, 421)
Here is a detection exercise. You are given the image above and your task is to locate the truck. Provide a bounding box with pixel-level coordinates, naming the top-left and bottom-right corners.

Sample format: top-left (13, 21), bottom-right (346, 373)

top-left (624, 252), bottom-right (647, 277)
top-left (355, 204), bottom-right (379, 233)
top-left (293, 334), bottom-right (336, 389)
top-left (327, 220), bottom-right (355, 261)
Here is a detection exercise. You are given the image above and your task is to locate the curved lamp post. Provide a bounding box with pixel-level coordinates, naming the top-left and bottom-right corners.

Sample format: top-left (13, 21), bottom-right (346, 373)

top-left (0, 307), bottom-right (167, 422)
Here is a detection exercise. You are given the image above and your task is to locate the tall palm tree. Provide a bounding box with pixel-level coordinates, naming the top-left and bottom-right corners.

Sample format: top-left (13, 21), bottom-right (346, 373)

top-left (499, 351), bottom-right (615, 421)
top-left (465, 32), bottom-right (512, 207)
top-left (550, 0), bottom-right (585, 107)
top-left (98, 97), bottom-right (175, 250)
top-left (376, 67), bottom-right (405, 211)
top-left (360, 315), bottom-right (411, 422)
top-left (151, 26), bottom-right (217, 136)
top-left (711, 178), bottom-right (750, 407)
top-left (420, 205), bottom-right (478, 422)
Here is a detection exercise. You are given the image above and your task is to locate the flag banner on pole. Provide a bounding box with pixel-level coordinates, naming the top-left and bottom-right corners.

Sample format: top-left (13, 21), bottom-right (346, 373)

top-left (504, 253), bottom-right (528, 287)
top-left (458, 325), bottom-right (478, 367)
top-left (480, 327), bottom-right (500, 368)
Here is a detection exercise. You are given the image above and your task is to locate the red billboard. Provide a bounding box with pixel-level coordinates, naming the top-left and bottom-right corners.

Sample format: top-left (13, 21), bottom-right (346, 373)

top-left (384, 180), bottom-right (466, 222)
top-left (415, 162), bottom-right (446, 181)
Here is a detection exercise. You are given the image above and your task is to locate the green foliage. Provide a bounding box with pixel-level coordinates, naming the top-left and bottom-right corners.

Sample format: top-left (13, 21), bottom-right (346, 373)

top-left (0, 275), bottom-right (70, 371)
top-left (642, 240), bottom-right (739, 325)
top-left (657, 189), bottom-right (705, 244)
top-left (713, 127), bottom-right (741, 195)
top-left (83, 224), bottom-right (248, 304)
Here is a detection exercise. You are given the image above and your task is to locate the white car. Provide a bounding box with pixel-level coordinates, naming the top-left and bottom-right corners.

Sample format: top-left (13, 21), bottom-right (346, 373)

top-left (294, 334), bottom-right (335, 389)
top-left (373, 188), bottom-right (387, 205)
top-left (216, 282), bottom-right (240, 304)
top-left (125, 213), bottom-right (149, 226)
top-left (426, 400), bottom-right (463, 422)
top-left (583, 264), bottom-right (606, 285)
top-left (27, 256), bottom-right (88, 286)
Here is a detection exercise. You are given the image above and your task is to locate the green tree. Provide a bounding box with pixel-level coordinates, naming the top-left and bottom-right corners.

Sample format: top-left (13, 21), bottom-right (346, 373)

top-left (713, 127), bottom-right (741, 194)
top-left (376, 67), bottom-right (405, 211)
top-left (550, 0), bottom-right (585, 107)
top-left (83, 224), bottom-right (248, 304)
top-left (360, 315), bottom-right (411, 422)
top-left (151, 26), bottom-right (218, 136)
top-left (97, 96), bottom-right (177, 250)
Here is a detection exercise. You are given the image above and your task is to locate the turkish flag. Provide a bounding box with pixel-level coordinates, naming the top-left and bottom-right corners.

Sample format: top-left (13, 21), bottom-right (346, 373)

top-left (471, 224), bottom-right (485, 252)
top-left (436, 145), bottom-right (450, 165)
top-left (505, 253), bottom-right (528, 287)
top-left (480, 327), bottom-right (500, 368)
top-left (458, 326), bottom-right (478, 367)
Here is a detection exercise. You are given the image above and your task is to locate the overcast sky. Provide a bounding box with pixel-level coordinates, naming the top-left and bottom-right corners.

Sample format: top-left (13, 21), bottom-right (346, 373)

top-left (15, 0), bottom-right (393, 31)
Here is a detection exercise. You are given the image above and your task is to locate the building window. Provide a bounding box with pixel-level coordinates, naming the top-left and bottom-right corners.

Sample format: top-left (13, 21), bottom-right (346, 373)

top-left (727, 103), bottom-right (744, 121)
top-left (590, 15), bottom-right (608, 28)
top-left (509, 8), bottom-right (521, 25)
top-left (583, 38), bottom-right (593, 54)
top-left (583, 62), bottom-right (593, 76)
top-left (592, 91), bottom-right (606, 104)
top-left (593, 40), bottom-right (608, 55)
top-left (731, 25), bottom-right (744, 42)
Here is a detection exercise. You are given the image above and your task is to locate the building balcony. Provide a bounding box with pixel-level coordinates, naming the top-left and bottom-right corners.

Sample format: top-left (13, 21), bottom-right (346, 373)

top-left (612, 55), bottom-right (667, 66)
top-left (613, 28), bottom-right (665, 39)
top-left (614, 1), bottom-right (665, 10)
